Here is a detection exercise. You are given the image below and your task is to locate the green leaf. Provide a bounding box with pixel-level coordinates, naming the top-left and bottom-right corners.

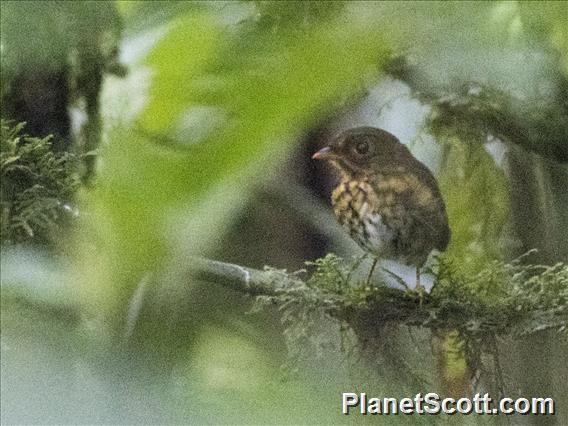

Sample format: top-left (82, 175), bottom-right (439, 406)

top-left (79, 6), bottom-right (391, 331)
top-left (141, 14), bottom-right (222, 133)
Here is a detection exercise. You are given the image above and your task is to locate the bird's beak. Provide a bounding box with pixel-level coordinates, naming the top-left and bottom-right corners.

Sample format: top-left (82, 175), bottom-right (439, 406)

top-left (312, 146), bottom-right (334, 160)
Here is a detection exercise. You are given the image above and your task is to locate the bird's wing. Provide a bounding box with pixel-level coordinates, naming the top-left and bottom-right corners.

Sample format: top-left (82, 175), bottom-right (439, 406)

top-left (401, 175), bottom-right (450, 252)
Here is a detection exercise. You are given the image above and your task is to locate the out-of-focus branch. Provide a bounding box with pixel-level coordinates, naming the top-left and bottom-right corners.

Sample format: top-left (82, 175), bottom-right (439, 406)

top-left (387, 58), bottom-right (568, 163)
top-left (265, 179), bottom-right (359, 254)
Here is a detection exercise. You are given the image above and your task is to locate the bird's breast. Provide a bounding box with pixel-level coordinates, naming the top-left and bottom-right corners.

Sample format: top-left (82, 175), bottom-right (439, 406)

top-left (331, 179), bottom-right (395, 255)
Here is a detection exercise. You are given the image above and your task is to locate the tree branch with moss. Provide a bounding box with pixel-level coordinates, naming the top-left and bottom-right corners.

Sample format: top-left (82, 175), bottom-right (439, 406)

top-left (190, 253), bottom-right (568, 340)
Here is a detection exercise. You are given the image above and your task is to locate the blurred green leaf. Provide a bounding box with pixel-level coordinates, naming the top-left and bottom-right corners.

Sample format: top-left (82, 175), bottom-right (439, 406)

top-left (141, 14), bottom-right (221, 132)
top-left (80, 5), bottom-right (390, 329)
top-left (3, 2), bottom-right (568, 423)
top-left (519, 1), bottom-right (568, 75)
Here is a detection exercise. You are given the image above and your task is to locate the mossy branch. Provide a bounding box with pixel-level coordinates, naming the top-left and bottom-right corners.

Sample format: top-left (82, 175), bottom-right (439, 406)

top-left (387, 58), bottom-right (568, 163)
top-left (190, 253), bottom-right (568, 342)
top-left (185, 252), bottom-right (568, 393)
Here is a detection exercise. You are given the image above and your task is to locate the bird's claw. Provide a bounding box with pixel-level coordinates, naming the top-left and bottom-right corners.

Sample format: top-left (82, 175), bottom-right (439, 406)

top-left (404, 284), bottom-right (428, 305)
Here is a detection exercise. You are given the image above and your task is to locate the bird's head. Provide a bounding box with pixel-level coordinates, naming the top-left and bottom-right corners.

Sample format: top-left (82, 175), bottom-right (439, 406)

top-left (312, 127), bottom-right (411, 178)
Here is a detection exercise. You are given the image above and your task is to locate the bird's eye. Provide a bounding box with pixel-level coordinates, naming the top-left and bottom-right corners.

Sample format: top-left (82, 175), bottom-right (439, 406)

top-left (355, 141), bottom-right (369, 155)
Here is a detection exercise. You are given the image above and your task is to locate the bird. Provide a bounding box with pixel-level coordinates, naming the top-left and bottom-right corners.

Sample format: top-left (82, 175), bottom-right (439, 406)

top-left (312, 126), bottom-right (450, 290)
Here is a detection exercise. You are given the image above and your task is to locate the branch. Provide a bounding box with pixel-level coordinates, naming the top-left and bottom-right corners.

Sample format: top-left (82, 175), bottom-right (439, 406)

top-left (188, 255), bottom-right (568, 342)
top-left (190, 257), bottom-right (289, 296)
top-left (386, 58), bottom-right (568, 162)
top-left (188, 256), bottom-right (426, 330)
top-left (4, 251), bottom-right (566, 343)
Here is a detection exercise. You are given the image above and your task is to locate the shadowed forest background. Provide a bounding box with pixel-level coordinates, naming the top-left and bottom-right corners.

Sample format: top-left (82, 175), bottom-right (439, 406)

top-left (1, 1), bottom-right (567, 425)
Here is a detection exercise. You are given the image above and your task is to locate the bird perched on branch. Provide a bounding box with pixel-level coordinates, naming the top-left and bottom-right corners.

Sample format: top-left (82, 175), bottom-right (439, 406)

top-left (312, 127), bottom-right (450, 289)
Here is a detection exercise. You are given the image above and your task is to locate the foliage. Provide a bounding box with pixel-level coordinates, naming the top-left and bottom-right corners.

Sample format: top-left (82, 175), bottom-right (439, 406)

top-left (425, 83), bottom-right (568, 163)
top-left (81, 2), bottom-right (392, 330)
top-left (2, 1), bottom-right (568, 423)
top-left (305, 253), bottom-right (367, 294)
top-left (430, 253), bottom-right (568, 335)
top-left (96, 1), bottom-right (567, 326)
top-left (518, 1), bottom-right (568, 76)
top-left (382, 1), bottom-right (568, 164)
top-left (1, 1), bottom-right (123, 171)
top-left (249, 252), bottom-right (567, 405)
top-left (255, 252), bottom-right (568, 360)
top-left (0, 121), bottom-right (79, 245)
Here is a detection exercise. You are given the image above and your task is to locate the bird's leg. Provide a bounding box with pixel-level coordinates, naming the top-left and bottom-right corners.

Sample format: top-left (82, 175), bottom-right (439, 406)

top-left (381, 267), bottom-right (410, 290)
top-left (415, 266), bottom-right (422, 291)
top-left (415, 266), bottom-right (426, 305)
top-left (366, 257), bottom-right (379, 287)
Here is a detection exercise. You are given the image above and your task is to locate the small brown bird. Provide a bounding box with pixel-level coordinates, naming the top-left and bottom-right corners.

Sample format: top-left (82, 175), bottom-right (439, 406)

top-left (312, 127), bottom-right (450, 288)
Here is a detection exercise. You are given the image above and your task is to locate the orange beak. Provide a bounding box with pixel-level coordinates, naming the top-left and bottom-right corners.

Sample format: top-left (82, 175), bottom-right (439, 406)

top-left (312, 146), bottom-right (334, 160)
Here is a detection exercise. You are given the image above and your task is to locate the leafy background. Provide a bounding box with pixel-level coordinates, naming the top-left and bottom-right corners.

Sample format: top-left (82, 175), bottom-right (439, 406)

top-left (2, 1), bottom-right (567, 424)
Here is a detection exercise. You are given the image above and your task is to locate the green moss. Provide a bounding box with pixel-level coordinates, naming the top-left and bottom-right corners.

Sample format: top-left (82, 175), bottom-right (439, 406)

top-left (1, 121), bottom-right (80, 245)
top-left (251, 252), bottom-right (567, 396)
top-left (255, 252), bottom-right (567, 356)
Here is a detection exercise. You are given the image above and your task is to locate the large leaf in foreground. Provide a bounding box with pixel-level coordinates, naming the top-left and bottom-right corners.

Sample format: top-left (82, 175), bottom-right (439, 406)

top-left (79, 6), bottom-right (390, 328)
